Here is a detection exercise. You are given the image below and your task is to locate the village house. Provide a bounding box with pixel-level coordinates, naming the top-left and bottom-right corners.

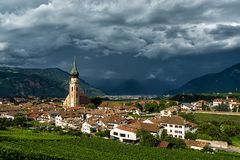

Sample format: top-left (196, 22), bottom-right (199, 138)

top-left (110, 125), bottom-right (139, 143)
top-left (158, 141), bottom-right (171, 148)
top-left (27, 112), bottom-right (41, 121)
top-left (226, 97), bottom-right (240, 110)
top-left (55, 111), bottom-right (85, 129)
top-left (37, 111), bottom-right (59, 123)
top-left (98, 102), bottom-right (141, 115)
top-left (191, 100), bottom-right (208, 110)
top-left (212, 97), bottom-right (240, 110)
top-left (129, 121), bottom-right (162, 136)
top-left (196, 139), bottom-right (228, 150)
top-left (149, 116), bottom-right (197, 139)
top-left (81, 118), bottom-right (99, 134)
top-left (0, 110), bottom-right (26, 120)
top-left (160, 106), bottom-right (178, 117)
top-left (184, 139), bottom-right (209, 150)
top-left (98, 115), bottom-right (128, 130)
top-left (110, 119), bottom-right (162, 143)
top-left (88, 109), bottom-right (115, 119)
top-left (212, 98), bottom-right (225, 107)
top-left (180, 103), bottom-right (196, 111)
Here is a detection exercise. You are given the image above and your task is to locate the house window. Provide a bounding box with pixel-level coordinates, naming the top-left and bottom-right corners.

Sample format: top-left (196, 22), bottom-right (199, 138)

top-left (72, 87), bottom-right (73, 91)
top-left (169, 125), bottom-right (173, 127)
top-left (179, 126), bottom-right (182, 128)
top-left (113, 132), bottom-right (118, 136)
top-left (175, 135), bottom-right (177, 138)
top-left (179, 131), bottom-right (182, 133)
top-left (120, 133), bottom-right (126, 137)
top-left (128, 134), bottom-right (129, 138)
top-left (179, 136), bottom-right (182, 139)
top-left (163, 124), bottom-right (167, 126)
top-left (175, 125), bottom-right (178, 128)
top-left (76, 87), bottom-right (78, 91)
top-left (175, 130), bottom-right (178, 133)
top-left (170, 130), bottom-right (172, 132)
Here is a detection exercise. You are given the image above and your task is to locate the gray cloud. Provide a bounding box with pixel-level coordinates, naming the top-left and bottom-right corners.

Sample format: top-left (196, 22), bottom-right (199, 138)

top-left (0, 0), bottom-right (240, 84)
top-left (208, 24), bottom-right (240, 39)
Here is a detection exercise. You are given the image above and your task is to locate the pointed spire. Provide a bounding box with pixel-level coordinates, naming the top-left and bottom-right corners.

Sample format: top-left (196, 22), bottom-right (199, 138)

top-left (70, 56), bottom-right (79, 77)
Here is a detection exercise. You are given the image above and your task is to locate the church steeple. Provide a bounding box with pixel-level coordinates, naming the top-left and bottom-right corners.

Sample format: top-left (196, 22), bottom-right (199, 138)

top-left (70, 56), bottom-right (79, 77)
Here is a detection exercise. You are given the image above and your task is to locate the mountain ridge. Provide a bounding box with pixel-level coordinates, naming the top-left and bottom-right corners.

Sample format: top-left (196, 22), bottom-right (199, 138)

top-left (169, 63), bottom-right (240, 94)
top-left (0, 67), bottom-right (104, 97)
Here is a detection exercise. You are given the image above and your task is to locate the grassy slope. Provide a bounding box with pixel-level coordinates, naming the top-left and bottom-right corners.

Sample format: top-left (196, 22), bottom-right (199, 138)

top-left (0, 129), bottom-right (239, 160)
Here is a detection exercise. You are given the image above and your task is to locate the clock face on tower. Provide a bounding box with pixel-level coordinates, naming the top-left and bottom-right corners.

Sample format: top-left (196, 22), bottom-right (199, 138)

top-left (71, 78), bottom-right (79, 83)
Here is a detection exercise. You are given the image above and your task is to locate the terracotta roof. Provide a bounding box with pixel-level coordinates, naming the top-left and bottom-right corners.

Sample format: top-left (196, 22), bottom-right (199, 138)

top-left (100, 116), bottom-right (126, 124)
top-left (27, 113), bottom-right (41, 119)
top-left (59, 110), bottom-right (85, 118)
top-left (184, 140), bottom-right (209, 148)
top-left (152, 116), bottom-right (186, 125)
top-left (129, 121), bottom-right (160, 133)
top-left (158, 141), bottom-right (170, 148)
top-left (89, 109), bottom-right (115, 116)
top-left (116, 125), bottom-right (138, 133)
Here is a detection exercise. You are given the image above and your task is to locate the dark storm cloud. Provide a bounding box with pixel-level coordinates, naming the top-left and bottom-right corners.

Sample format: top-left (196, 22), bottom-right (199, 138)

top-left (0, 0), bottom-right (240, 83)
top-left (208, 24), bottom-right (240, 39)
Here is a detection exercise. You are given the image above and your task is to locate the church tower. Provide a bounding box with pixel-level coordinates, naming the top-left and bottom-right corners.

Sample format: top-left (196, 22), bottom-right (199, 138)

top-left (68, 57), bottom-right (80, 107)
top-left (63, 57), bottom-right (90, 108)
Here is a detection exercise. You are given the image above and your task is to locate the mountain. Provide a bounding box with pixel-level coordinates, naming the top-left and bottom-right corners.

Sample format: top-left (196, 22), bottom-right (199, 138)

top-left (87, 78), bottom-right (178, 95)
top-left (170, 63), bottom-right (240, 94)
top-left (0, 67), bottom-right (104, 97)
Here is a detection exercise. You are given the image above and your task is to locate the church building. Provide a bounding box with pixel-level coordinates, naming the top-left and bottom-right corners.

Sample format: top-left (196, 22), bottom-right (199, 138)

top-left (63, 57), bottom-right (90, 108)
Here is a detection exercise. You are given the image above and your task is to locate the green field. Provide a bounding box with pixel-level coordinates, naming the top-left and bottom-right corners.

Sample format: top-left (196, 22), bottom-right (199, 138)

top-left (0, 129), bottom-right (240, 160)
top-left (194, 113), bottom-right (240, 125)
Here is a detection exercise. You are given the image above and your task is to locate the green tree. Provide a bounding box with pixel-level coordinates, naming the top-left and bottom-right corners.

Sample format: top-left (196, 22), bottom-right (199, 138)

top-left (137, 129), bottom-right (159, 147)
top-left (232, 107), bottom-right (239, 112)
top-left (178, 112), bottom-right (195, 122)
top-left (202, 105), bottom-right (210, 111)
top-left (185, 132), bottom-right (197, 140)
top-left (144, 101), bottom-right (164, 113)
top-left (86, 103), bottom-right (97, 109)
top-left (160, 129), bottom-right (168, 140)
top-left (214, 104), bottom-right (230, 112)
top-left (13, 116), bottom-right (27, 127)
top-left (135, 103), bottom-right (143, 111)
top-left (164, 136), bottom-right (186, 149)
top-left (96, 130), bottom-right (110, 137)
top-left (91, 97), bottom-right (102, 107)
top-left (0, 118), bottom-right (11, 130)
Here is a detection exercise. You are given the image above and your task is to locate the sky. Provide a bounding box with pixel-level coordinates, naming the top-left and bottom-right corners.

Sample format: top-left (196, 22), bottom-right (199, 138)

top-left (1, 0), bottom-right (240, 86)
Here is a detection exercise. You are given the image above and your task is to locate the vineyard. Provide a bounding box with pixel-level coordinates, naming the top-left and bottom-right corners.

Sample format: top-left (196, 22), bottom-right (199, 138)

top-left (194, 113), bottom-right (240, 124)
top-left (0, 129), bottom-right (239, 160)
